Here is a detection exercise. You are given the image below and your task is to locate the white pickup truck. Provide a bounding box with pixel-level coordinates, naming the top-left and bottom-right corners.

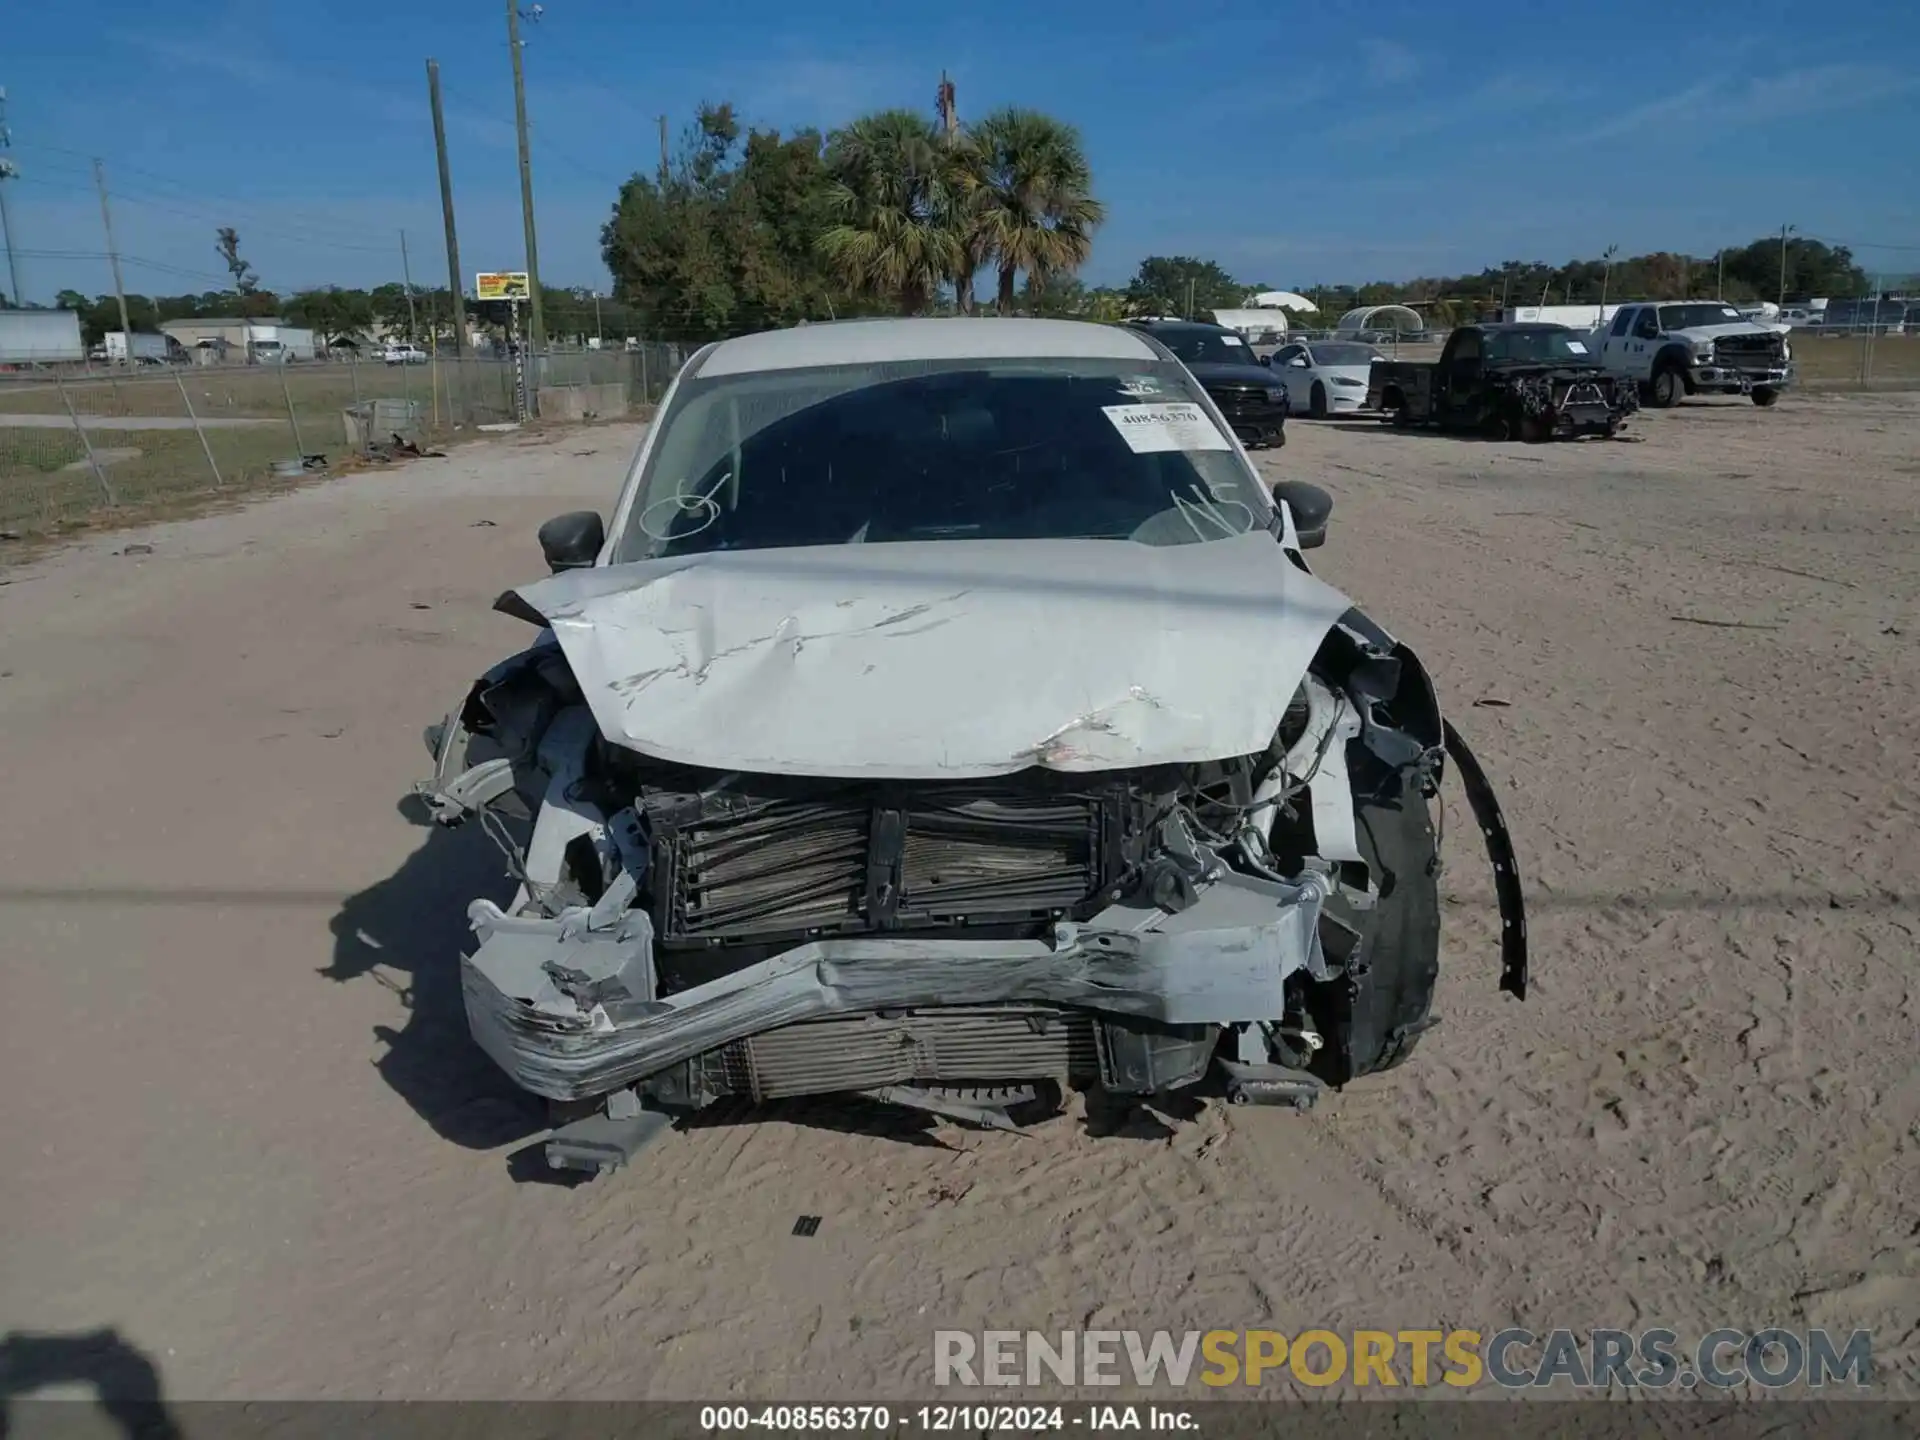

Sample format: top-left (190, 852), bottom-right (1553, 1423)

top-left (1593, 301), bottom-right (1793, 408)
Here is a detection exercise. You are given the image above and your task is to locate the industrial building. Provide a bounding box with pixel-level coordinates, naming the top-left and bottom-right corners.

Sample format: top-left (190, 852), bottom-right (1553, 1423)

top-left (158, 317), bottom-right (317, 363)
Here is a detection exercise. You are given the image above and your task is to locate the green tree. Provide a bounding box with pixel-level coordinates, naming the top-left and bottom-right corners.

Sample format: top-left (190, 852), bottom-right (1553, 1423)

top-left (968, 107), bottom-right (1104, 314)
top-left (287, 287), bottom-right (375, 344)
top-left (1127, 256), bottom-right (1244, 317)
top-left (602, 103), bottom-right (851, 338)
top-left (817, 108), bottom-right (963, 314)
top-left (600, 95), bottom-right (1109, 337)
top-left (363, 282), bottom-right (415, 337)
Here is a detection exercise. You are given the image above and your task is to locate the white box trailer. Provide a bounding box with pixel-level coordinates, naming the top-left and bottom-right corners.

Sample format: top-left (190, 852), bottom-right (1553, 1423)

top-left (0, 308), bottom-right (85, 364)
top-left (1502, 303), bottom-right (1621, 330)
top-left (105, 331), bottom-right (175, 363)
top-left (247, 325), bottom-right (317, 362)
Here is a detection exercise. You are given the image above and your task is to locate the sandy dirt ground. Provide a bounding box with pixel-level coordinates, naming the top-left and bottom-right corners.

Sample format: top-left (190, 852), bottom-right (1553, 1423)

top-left (2, 394), bottom-right (1917, 1403)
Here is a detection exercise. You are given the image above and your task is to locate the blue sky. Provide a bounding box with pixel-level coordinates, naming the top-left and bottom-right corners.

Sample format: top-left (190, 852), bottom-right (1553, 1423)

top-left (4, 0), bottom-right (1917, 305)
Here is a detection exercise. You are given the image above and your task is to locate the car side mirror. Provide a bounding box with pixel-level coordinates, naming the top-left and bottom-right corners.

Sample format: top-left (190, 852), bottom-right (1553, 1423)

top-left (1260, 353), bottom-right (1272, 366)
top-left (537, 510), bottom-right (604, 572)
top-left (1271, 481), bottom-right (1332, 549)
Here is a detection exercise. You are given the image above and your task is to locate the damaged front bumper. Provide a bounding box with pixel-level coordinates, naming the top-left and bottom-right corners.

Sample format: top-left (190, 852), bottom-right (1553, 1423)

top-left (1690, 362), bottom-right (1793, 394)
top-left (461, 867), bottom-right (1334, 1105)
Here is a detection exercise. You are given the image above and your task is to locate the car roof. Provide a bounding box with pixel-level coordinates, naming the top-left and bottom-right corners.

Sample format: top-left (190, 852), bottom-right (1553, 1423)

top-left (693, 317), bottom-right (1161, 377)
top-left (1480, 322), bottom-right (1571, 333)
top-left (1126, 319), bottom-right (1232, 335)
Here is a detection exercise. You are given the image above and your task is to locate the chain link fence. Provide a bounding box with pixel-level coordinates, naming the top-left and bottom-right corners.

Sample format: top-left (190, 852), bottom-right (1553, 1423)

top-left (0, 343), bottom-right (681, 535)
top-left (15, 325), bottom-right (1906, 535)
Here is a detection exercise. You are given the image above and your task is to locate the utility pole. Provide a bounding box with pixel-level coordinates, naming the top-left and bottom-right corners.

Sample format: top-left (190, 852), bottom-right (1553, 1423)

top-left (399, 229), bottom-right (419, 341)
top-left (506, 0), bottom-right (545, 357)
top-left (426, 59), bottom-right (466, 356)
top-left (1599, 244), bottom-right (1619, 310)
top-left (92, 159), bottom-right (133, 365)
top-left (658, 115), bottom-right (669, 183)
top-left (937, 72), bottom-right (958, 139)
top-left (0, 88), bottom-right (25, 307)
top-left (1778, 223), bottom-right (1796, 308)
top-left (594, 291), bottom-right (602, 345)
top-left (1716, 249), bottom-right (1724, 301)
top-left (1185, 277), bottom-right (1195, 319)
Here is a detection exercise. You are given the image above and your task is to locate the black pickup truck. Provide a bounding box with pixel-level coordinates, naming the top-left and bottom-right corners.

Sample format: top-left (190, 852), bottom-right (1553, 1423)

top-left (1367, 323), bottom-right (1638, 440)
top-left (1124, 320), bottom-right (1289, 448)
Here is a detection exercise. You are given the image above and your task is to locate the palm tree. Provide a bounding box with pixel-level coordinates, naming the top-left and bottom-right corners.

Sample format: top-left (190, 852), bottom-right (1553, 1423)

top-left (817, 110), bottom-right (965, 315)
top-left (969, 108), bottom-right (1105, 314)
top-left (939, 130), bottom-right (990, 314)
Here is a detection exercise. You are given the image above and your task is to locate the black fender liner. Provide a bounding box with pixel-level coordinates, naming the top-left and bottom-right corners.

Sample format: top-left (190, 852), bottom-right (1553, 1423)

top-left (1330, 606), bottom-right (1528, 1002)
top-left (1441, 718), bottom-right (1529, 1000)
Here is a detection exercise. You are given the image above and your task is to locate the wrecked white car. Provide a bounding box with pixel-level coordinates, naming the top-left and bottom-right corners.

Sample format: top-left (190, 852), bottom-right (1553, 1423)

top-left (418, 318), bottom-right (1528, 1174)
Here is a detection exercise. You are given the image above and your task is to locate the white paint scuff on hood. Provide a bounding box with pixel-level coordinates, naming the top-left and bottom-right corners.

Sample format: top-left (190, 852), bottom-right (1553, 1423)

top-left (506, 534), bottom-right (1356, 779)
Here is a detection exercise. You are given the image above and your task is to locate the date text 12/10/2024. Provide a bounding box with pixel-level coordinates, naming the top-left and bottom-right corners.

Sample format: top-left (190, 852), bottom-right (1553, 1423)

top-left (700, 1406), bottom-right (1193, 1431)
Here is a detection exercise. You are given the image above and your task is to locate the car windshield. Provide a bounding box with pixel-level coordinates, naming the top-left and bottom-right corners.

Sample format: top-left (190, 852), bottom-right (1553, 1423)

top-left (1483, 328), bottom-right (1593, 363)
top-left (1658, 303), bottom-right (1745, 329)
top-left (1308, 343), bottom-right (1381, 367)
top-left (1146, 329), bottom-right (1249, 365)
top-left (608, 356), bottom-right (1275, 563)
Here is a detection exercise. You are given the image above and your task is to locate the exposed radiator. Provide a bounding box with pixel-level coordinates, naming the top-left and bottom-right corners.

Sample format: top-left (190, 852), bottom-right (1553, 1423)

top-left (703, 1006), bottom-right (1099, 1100)
top-left (644, 776), bottom-right (1139, 949)
top-left (676, 799), bottom-right (869, 936)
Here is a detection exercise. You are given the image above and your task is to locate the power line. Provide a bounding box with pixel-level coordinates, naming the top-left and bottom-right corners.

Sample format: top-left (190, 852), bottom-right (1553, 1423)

top-left (16, 145), bottom-right (418, 251)
top-left (11, 171), bottom-right (397, 255)
top-left (1822, 237), bottom-right (1920, 253)
top-left (14, 247), bottom-right (275, 287)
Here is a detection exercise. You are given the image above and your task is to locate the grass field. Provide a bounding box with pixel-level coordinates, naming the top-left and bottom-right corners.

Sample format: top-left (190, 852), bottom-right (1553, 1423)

top-left (1789, 333), bottom-right (1920, 385)
top-left (0, 361), bottom-right (525, 531)
top-left (0, 360), bottom-right (516, 423)
top-left (0, 423), bottom-right (321, 530)
top-left (0, 353), bottom-right (651, 537)
top-left (0, 352), bottom-right (636, 422)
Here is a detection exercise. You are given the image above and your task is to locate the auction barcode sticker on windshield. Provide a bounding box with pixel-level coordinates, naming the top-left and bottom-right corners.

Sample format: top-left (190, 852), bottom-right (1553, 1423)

top-left (1102, 402), bottom-right (1233, 453)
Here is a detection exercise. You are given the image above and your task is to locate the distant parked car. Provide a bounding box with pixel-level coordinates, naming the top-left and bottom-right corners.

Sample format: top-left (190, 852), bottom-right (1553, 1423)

top-left (383, 343), bottom-right (430, 365)
top-left (1267, 340), bottom-right (1384, 418)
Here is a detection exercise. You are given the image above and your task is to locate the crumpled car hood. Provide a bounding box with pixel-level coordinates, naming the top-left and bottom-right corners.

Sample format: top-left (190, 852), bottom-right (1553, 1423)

top-left (500, 533), bottom-right (1355, 779)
